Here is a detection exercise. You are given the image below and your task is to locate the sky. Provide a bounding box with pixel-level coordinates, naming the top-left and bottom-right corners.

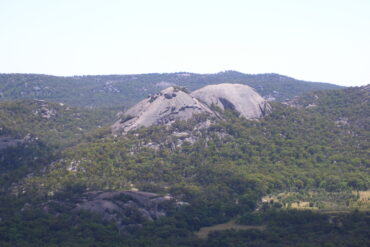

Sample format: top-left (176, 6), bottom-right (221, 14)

top-left (0, 0), bottom-right (369, 86)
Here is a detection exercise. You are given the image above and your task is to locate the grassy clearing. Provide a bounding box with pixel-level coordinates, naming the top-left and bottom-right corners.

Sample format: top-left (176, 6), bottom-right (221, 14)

top-left (351, 190), bottom-right (370, 209)
top-left (195, 221), bottom-right (266, 239)
top-left (261, 190), bottom-right (370, 211)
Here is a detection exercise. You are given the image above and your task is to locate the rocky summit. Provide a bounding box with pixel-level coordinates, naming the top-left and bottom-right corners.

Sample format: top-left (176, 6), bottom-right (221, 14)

top-left (191, 83), bottom-right (271, 119)
top-left (112, 84), bottom-right (271, 134)
top-left (112, 87), bottom-right (214, 133)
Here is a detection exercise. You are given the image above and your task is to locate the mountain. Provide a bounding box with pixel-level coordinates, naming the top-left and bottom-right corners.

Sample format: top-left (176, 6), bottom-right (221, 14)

top-left (112, 86), bottom-right (215, 134)
top-left (0, 85), bottom-right (369, 246)
top-left (0, 71), bottom-right (342, 108)
top-left (20, 86), bottom-right (369, 195)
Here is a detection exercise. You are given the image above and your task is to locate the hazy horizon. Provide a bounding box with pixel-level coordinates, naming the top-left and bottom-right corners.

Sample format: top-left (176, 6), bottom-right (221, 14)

top-left (0, 70), bottom-right (355, 87)
top-left (1, 0), bottom-right (369, 86)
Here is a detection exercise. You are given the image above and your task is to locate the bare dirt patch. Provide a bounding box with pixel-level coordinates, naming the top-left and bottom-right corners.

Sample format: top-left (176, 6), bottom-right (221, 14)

top-left (195, 220), bottom-right (266, 239)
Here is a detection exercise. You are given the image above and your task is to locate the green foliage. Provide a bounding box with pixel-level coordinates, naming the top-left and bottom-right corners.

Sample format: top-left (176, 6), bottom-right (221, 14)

top-left (237, 212), bottom-right (263, 225)
top-left (201, 210), bottom-right (370, 247)
top-left (0, 196), bottom-right (369, 247)
top-left (0, 100), bottom-right (117, 189)
top-left (0, 100), bottom-right (118, 147)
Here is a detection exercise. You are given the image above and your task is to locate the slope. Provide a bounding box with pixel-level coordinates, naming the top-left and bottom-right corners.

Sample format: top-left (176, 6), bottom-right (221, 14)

top-left (0, 100), bottom-right (117, 188)
top-left (20, 86), bottom-right (370, 197)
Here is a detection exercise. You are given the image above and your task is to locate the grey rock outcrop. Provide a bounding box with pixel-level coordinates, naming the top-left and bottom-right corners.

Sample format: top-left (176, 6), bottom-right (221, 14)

top-left (74, 191), bottom-right (169, 223)
top-left (112, 84), bottom-right (271, 134)
top-left (112, 87), bottom-right (215, 133)
top-left (41, 190), bottom-right (175, 231)
top-left (191, 83), bottom-right (271, 119)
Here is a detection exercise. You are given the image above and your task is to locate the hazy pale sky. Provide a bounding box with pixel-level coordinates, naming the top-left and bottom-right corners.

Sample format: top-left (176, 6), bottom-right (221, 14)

top-left (1, 0), bottom-right (369, 86)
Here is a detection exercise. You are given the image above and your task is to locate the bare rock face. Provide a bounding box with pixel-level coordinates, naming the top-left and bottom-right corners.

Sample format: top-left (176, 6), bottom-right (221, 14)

top-left (112, 84), bottom-right (271, 134)
top-left (40, 190), bottom-right (176, 231)
top-left (191, 83), bottom-right (271, 119)
top-left (112, 87), bottom-right (214, 133)
top-left (74, 191), bottom-right (171, 225)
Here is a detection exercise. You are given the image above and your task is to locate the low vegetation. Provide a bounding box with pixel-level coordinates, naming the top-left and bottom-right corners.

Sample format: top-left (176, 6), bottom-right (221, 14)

top-left (262, 189), bottom-right (370, 211)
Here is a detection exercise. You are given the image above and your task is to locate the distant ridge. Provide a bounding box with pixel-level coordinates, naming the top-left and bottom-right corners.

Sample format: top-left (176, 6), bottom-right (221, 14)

top-left (0, 71), bottom-right (342, 108)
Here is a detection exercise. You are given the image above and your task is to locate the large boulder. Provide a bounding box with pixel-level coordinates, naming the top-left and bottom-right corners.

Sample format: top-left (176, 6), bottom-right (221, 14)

top-left (191, 83), bottom-right (271, 119)
top-left (112, 87), bottom-right (214, 133)
top-left (40, 190), bottom-right (175, 231)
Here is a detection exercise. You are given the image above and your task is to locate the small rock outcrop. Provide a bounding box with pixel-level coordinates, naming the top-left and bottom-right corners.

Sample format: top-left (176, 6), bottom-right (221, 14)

top-left (74, 191), bottom-right (170, 223)
top-left (112, 87), bottom-right (214, 133)
top-left (0, 136), bottom-right (24, 150)
top-left (191, 83), bottom-right (271, 119)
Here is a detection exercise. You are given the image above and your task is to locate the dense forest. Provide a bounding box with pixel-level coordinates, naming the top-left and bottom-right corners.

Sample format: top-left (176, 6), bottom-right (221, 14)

top-left (0, 84), bottom-right (369, 246)
top-left (0, 100), bottom-right (118, 189)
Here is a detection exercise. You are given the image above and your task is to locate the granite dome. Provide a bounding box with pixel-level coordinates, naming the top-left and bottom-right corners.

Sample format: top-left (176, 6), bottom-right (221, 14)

top-left (191, 83), bottom-right (271, 119)
top-left (112, 84), bottom-right (271, 134)
top-left (112, 87), bottom-right (214, 133)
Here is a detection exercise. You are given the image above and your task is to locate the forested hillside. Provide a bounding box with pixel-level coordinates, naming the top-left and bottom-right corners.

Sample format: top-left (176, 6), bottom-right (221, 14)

top-left (0, 100), bottom-right (117, 146)
top-left (0, 71), bottom-right (342, 107)
top-left (0, 86), bottom-right (367, 246)
top-left (0, 100), bottom-right (117, 189)
top-left (22, 86), bottom-right (370, 195)
top-left (0, 85), bottom-right (368, 246)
